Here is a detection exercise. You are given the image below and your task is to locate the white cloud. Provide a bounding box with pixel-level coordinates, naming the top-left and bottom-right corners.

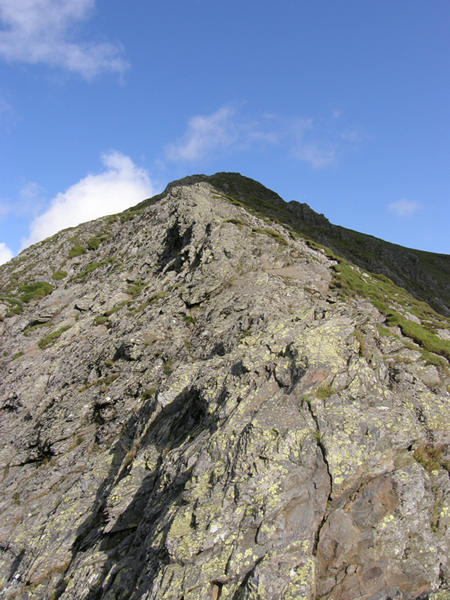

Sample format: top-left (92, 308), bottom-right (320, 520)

top-left (23, 152), bottom-right (157, 248)
top-left (19, 181), bottom-right (43, 200)
top-left (290, 118), bottom-right (337, 168)
top-left (165, 106), bottom-right (351, 169)
top-left (165, 106), bottom-right (239, 162)
top-left (388, 199), bottom-right (423, 218)
top-left (0, 242), bottom-right (13, 264)
top-left (0, 0), bottom-right (128, 78)
top-left (293, 142), bottom-right (337, 169)
top-left (341, 128), bottom-right (364, 143)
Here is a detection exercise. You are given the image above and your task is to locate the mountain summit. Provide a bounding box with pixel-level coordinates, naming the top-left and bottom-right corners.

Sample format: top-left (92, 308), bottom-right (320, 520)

top-left (1, 173), bottom-right (450, 599)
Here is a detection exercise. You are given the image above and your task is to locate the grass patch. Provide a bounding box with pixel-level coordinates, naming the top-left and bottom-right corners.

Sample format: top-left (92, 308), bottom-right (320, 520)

top-left (52, 270), bottom-right (67, 280)
top-left (12, 351), bottom-right (24, 360)
top-left (94, 316), bottom-right (109, 326)
top-left (183, 315), bottom-right (195, 324)
top-left (403, 341), bottom-right (448, 368)
top-left (68, 245), bottom-right (86, 258)
top-left (224, 217), bottom-right (248, 228)
top-left (141, 388), bottom-right (157, 400)
top-left (0, 296), bottom-right (23, 316)
top-left (316, 386), bottom-right (334, 400)
top-left (126, 281), bottom-right (147, 298)
top-left (413, 443), bottom-right (448, 473)
top-left (163, 360), bottom-right (174, 376)
top-left (39, 325), bottom-right (72, 348)
top-left (331, 261), bottom-right (450, 363)
top-left (355, 330), bottom-right (366, 356)
top-left (239, 329), bottom-right (253, 341)
top-left (119, 213), bottom-right (136, 222)
top-left (105, 301), bottom-right (129, 317)
top-left (87, 235), bottom-right (109, 251)
top-left (70, 259), bottom-right (113, 281)
top-left (24, 322), bottom-right (50, 335)
top-left (19, 282), bottom-right (53, 303)
top-left (80, 373), bottom-right (119, 392)
top-left (377, 324), bottom-right (393, 337)
top-left (386, 313), bottom-right (450, 362)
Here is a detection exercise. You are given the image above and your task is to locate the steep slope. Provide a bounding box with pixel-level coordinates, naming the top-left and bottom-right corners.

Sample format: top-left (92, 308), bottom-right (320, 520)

top-left (136, 173), bottom-right (450, 317)
top-left (0, 176), bottom-right (450, 600)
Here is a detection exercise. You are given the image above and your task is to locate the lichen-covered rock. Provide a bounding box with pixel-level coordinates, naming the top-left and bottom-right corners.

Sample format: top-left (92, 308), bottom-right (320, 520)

top-left (0, 175), bottom-right (449, 599)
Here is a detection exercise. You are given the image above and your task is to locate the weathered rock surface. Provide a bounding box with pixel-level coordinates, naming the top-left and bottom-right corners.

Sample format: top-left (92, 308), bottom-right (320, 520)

top-left (0, 175), bottom-right (450, 599)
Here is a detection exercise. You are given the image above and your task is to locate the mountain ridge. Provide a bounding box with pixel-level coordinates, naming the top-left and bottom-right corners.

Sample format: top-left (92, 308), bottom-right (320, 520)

top-left (0, 173), bottom-right (450, 599)
top-left (135, 172), bottom-right (450, 318)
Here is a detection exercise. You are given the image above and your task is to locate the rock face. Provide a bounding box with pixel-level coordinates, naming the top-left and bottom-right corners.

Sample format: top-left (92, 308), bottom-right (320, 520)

top-left (1, 175), bottom-right (450, 600)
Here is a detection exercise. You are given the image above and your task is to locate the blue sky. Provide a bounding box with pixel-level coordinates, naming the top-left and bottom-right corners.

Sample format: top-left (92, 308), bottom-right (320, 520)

top-left (0, 0), bottom-right (449, 264)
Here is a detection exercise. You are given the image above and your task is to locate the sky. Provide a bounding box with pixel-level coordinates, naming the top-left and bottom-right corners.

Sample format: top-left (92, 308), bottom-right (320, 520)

top-left (0, 0), bottom-right (449, 265)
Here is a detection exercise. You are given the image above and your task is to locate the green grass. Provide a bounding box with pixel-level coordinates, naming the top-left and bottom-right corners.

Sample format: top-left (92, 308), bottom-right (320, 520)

top-left (80, 373), bottom-right (120, 392)
top-left (0, 296), bottom-right (23, 316)
top-left (24, 322), bottom-right (50, 335)
top-left (330, 261), bottom-right (450, 363)
top-left (19, 282), bottom-right (53, 303)
top-left (223, 217), bottom-right (248, 228)
top-left (141, 388), bottom-right (157, 400)
top-left (163, 360), bottom-right (174, 376)
top-left (377, 324), bottom-right (393, 337)
top-left (70, 259), bottom-right (113, 281)
top-left (12, 351), bottom-right (24, 360)
top-left (87, 235), bottom-right (109, 250)
top-left (239, 329), bottom-right (253, 342)
top-left (386, 314), bottom-right (450, 362)
top-left (94, 316), bottom-right (109, 326)
top-left (68, 245), bottom-right (86, 258)
top-left (39, 325), bottom-right (72, 348)
top-left (413, 443), bottom-right (448, 473)
top-left (333, 263), bottom-right (445, 326)
top-left (105, 301), bottom-right (129, 317)
top-left (52, 270), bottom-right (67, 281)
top-left (316, 386), bottom-right (334, 400)
top-left (126, 281), bottom-right (147, 298)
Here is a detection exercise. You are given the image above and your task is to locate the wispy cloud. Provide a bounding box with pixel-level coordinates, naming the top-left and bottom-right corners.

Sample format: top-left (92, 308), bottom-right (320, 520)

top-left (165, 106), bottom-right (356, 169)
top-left (388, 199), bottom-right (423, 218)
top-left (290, 117), bottom-right (337, 168)
top-left (0, 0), bottom-right (128, 79)
top-left (341, 128), bottom-right (364, 143)
top-left (293, 142), bottom-right (337, 168)
top-left (0, 180), bottom-right (45, 222)
top-left (19, 180), bottom-right (43, 201)
top-left (0, 242), bottom-right (13, 264)
top-left (165, 107), bottom-right (239, 161)
top-left (23, 152), bottom-right (157, 248)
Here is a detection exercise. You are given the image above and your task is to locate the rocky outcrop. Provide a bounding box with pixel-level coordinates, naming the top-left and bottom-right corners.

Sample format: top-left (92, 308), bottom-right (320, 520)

top-left (0, 176), bottom-right (450, 599)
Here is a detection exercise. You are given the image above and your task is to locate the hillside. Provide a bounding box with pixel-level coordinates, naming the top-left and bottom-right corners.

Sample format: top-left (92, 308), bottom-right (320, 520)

top-left (136, 172), bottom-right (450, 318)
top-left (0, 174), bottom-right (450, 599)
